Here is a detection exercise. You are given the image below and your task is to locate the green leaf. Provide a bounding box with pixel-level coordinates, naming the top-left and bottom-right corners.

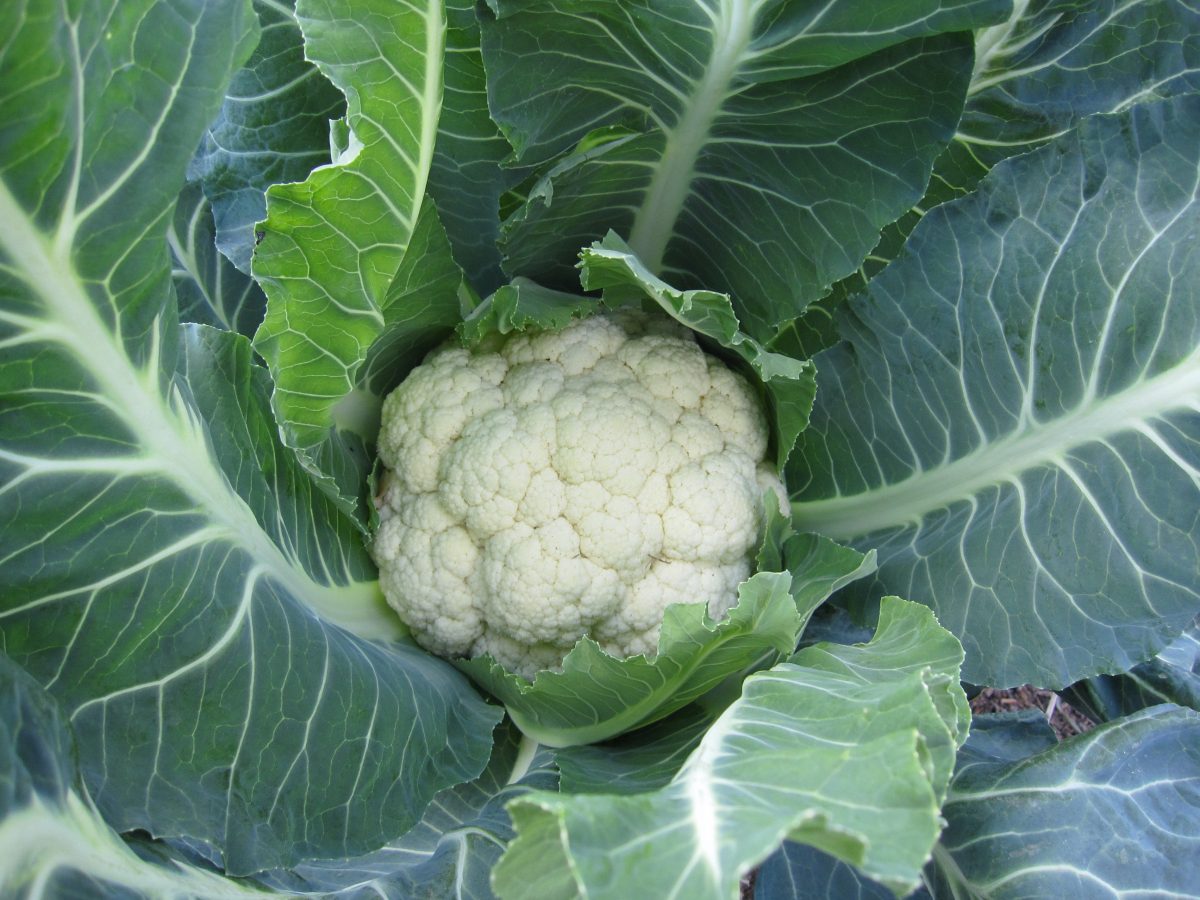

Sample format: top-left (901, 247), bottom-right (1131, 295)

top-left (485, 0), bottom-right (1009, 337)
top-left (580, 234), bottom-right (817, 470)
top-left (0, 656), bottom-right (275, 898)
top-left (929, 706), bottom-right (1200, 898)
top-left (360, 203), bottom-right (474, 391)
top-left (459, 570), bottom-right (803, 748)
top-left (457, 277), bottom-right (602, 347)
top-left (0, 0), bottom-right (498, 874)
top-left (1064, 619), bottom-right (1200, 722)
top-left (952, 709), bottom-right (1058, 766)
top-left (316, 197), bottom-right (471, 522)
top-left (492, 804), bottom-right (584, 900)
top-left (792, 597), bottom-right (970, 804)
top-left (2, 324), bottom-right (500, 875)
top-left (191, 0), bottom-right (345, 274)
top-left (494, 598), bottom-right (968, 899)
top-left (764, 706), bottom-right (1200, 898)
top-left (192, 0), bottom-right (477, 515)
top-left (553, 532), bottom-right (878, 792)
top-left (252, 0), bottom-right (448, 487)
top-left (764, 292), bottom-right (848, 362)
top-left (1, 652), bottom-right (552, 899)
top-left (821, 0), bottom-right (1200, 308)
top-left (778, 533), bottom-right (880, 618)
top-left (0, 656), bottom-right (76, 826)
top-left (756, 842), bottom-right (900, 900)
top-left (554, 703), bottom-right (717, 796)
top-left (170, 180), bottom-right (266, 337)
top-left (254, 722), bottom-right (556, 897)
top-left (789, 96), bottom-right (1200, 688)
top-left (428, 0), bottom-right (523, 295)
top-left (962, 0), bottom-right (1200, 183)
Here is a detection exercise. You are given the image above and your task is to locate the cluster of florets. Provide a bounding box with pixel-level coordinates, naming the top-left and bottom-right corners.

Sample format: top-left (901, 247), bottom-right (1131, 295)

top-left (372, 312), bottom-right (782, 677)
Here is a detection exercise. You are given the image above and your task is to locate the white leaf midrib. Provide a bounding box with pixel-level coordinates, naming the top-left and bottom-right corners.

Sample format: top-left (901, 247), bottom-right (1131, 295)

top-left (627, 0), bottom-right (760, 272)
top-left (967, 0), bottom-right (1145, 97)
top-left (0, 179), bottom-right (391, 636)
top-left (791, 351), bottom-right (1200, 540)
top-left (0, 792), bottom-right (269, 899)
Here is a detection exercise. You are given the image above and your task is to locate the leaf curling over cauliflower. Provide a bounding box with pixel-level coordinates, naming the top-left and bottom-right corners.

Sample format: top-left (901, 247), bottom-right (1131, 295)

top-left (372, 311), bottom-right (786, 678)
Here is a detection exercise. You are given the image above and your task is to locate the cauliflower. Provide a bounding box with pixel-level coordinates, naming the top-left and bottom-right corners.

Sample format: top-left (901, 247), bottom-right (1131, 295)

top-left (372, 312), bottom-right (784, 678)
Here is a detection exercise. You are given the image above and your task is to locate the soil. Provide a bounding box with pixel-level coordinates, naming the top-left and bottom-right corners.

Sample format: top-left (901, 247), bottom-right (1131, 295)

top-left (969, 685), bottom-right (1096, 739)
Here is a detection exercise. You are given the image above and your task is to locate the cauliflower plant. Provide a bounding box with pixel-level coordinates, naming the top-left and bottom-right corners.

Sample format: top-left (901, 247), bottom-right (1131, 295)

top-left (372, 312), bottom-right (784, 678)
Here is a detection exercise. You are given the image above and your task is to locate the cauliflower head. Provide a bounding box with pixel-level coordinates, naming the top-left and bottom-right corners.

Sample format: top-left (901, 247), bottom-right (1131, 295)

top-left (372, 312), bottom-right (784, 678)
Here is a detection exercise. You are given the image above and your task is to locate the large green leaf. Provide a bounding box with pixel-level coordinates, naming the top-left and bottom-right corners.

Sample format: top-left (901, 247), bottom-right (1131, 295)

top-left (552, 532), bottom-right (878, 790)
top-left (789, 95), bottom-right (1200, 688)
top-left (0, 656), bottom-right (274, 898)
top-left (753, 712), bottom-right (1056, 900)
top-left (750, 713), bottom-right (1049, 900)
top-left (494, 598), bottom-right (968, 899)
top-left (756, 842), bottom-right (900, 900)
top-left (252, 0), bottom-right (448, 487)
top-left (958, 0), bottom-right (1200, 193)
top-left (0, 0), bottom-right (499, 875)
top-left (170, 181), bottom-right (266, 338)
top-left (427, 0), bottom-right (523, 295)
top-left (191, 0), bottom-right (345, 274)
top-left (255, 723), bottom-right (556, 898)
top-left (928, 706), bottom-right (1200, 898)
top-left (484, 0), bottom-right (1009, 338)
top-left (459, 570), bottom-right (804, 748)
top-left (760, 706), bottom-right (1200, 899)
top-left (199, 0), bottom-right (479, 522)
top-left (1065, 619), bottom-right (1200, 722)
top-left (2, 650), bottom-right (553, 899)
top-left (814, 0), bottom-right (1200, 315)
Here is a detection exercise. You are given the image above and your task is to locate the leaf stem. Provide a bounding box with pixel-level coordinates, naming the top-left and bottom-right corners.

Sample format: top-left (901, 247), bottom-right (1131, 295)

top-left (627, 0), bottom-right (755, 271)
top-left (506, 730), bottom-right (541, 786)
top-left (931, 842), bottom-right (973, 900)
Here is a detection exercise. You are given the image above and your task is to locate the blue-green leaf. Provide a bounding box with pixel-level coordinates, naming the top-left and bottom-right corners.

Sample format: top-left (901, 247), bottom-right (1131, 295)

top-left (1065, 619), bottom-right (1200, 722)
top-left (484, 0), bottom-right (1009, 338)
top-left (191, 0), bottom-right (345, 274)
top-left (428, 0), bottom-right (523, 295)
top-left (257, 723), bottom-right (556, 898)
top-left (817, 0), bottom-right (1200, 313)
top-left (929, 706), bottom-right (1200, 898)
top-left (0, 0), bottom-right (498, 874)
top-left (0, 656), bottom-right (274, 898)
top-left (790, 96), bottom-right (1200, 688)
top-left (170, 181), bottom-right (266, 337)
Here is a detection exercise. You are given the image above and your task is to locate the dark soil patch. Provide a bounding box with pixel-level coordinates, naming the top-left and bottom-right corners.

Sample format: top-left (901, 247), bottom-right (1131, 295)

top-left (970, 685), bottom-right (1095, 739)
